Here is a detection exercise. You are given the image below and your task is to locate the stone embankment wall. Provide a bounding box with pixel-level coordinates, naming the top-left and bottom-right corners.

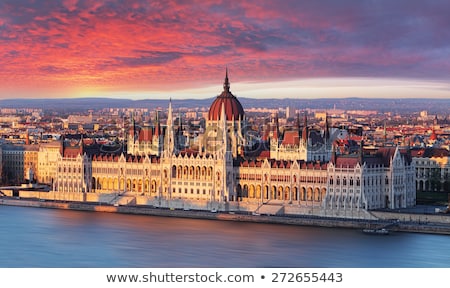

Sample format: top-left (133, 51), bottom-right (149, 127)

top-left (372, 211), bottom-right (450, 224)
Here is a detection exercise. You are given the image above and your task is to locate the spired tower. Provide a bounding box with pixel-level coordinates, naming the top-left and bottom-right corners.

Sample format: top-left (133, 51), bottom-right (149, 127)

top-left (127, 111), bottom-right (163, 156)
top-left (205, 69), bottom-right (246, 158)
top-left (269, 111), bottom-right (333, 162)
top-left (164, 99), bottom-right (174, 158)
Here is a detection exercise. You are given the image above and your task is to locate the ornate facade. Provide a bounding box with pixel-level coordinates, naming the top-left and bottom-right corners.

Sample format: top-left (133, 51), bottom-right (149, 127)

top-left (46, 71), bottom-right (416, 215)
top-left (267, 112), bottom-right (334, 162)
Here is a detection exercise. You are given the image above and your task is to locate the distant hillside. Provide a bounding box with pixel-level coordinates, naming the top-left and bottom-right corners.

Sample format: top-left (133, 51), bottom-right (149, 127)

top-left (0, 97), bottom-right (448, 114)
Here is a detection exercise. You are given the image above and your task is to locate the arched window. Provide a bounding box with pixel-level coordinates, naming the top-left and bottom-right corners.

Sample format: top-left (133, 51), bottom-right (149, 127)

top-left (172, 166), bottom-right (176, 178)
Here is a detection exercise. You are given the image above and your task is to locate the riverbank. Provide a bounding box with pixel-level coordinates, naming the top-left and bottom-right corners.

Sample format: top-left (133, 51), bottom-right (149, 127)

top-left (2, 197), bottom-right (450, 235)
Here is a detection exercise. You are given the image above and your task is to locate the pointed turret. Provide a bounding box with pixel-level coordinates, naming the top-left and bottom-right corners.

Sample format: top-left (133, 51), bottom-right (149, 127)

top-left (130, 112), bottom-right (137, 143)
top-left (324, 112), bottom-right (330, 140)
top-left (272, 112), bottom-right (280, 140)
top-left (296, 111), bottom-right (301, 131)
top-left (331, 142), bottom-right (336, 164)
top-left (165, 99), bottom-right (174, 157)
top-left (302, 112), bottom-right (308, 142)
top-left (154, 110), bottom-right (161, 137)
top-left (79, 134), bottom-right (84, 155)
top-left (178, 112), bottom-right (182, 131)
top-left (175, 111), bottom-right (183, 151)
top-left (358, 140), bottom-right (364, 165)
top-left (167, 98), bottom-right (173, 125)
top-left (224, 67), bottom-right (230, 92)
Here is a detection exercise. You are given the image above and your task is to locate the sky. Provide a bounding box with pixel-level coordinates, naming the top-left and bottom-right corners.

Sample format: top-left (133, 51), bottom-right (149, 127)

top-left (0, 0), bottom-right (449, 100)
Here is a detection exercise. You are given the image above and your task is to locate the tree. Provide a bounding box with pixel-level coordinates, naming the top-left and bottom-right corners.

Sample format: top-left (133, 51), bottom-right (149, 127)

top-left (428, 168), bottom-right (441, 192)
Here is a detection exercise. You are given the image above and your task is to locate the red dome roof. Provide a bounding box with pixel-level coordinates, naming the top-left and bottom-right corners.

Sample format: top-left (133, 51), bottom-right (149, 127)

top-left (208, 71), bottom-right (245, 121)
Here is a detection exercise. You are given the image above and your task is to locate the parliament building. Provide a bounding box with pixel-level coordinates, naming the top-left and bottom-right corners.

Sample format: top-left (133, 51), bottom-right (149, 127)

top-left (44, 71), bottom-right (416, 217)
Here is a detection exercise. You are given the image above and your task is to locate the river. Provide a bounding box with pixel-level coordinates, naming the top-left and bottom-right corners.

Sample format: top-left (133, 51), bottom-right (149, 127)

top-left (0, 205), bottom-right (449, 268)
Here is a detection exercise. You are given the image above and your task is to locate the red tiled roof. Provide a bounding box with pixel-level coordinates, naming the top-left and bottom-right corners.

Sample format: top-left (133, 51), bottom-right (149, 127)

top-left (138, 127), bottom-right (153, 142)
top-left (63, 146), bottom-right (82, 158)
top-left (282, 130), bottom-right (300, 145)
top-left (335, 157), bottom-right (359, 167)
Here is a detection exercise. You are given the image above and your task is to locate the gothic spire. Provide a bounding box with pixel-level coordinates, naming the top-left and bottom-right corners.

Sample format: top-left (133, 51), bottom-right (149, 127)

top-left (154, 110), bottom-right (161, 137)
top-left (223, 67), bottom-right (230, 92)
top-left (324, 112), bottom-right (330, 140)
top-left (164, 100), bottom-right (174, 157)
top-left (302, 111), bottom-right (308, 142)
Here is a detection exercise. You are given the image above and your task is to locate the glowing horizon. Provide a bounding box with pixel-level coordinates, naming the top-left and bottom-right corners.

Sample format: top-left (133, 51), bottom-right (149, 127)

top-left (0, 1), bottom-right (449, 100)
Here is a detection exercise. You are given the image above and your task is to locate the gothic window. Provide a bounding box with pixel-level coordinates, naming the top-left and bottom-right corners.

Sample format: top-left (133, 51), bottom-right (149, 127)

top-left (207, 167), bottom-right (212, 179)
top-left (201, 167), bottom-right (206, 178)
top-left (172, 166), bottom-right (176, 178)
top-left (196, 166), bottom-right (200, 180)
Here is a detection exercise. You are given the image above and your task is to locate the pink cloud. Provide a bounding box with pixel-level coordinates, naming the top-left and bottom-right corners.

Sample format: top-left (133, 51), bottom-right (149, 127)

top-left (0, 0), bottom-right (448, 97)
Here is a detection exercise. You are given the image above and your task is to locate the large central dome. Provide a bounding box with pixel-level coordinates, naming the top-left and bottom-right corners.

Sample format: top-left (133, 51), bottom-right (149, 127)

top-left (208, 70), bottom-right (245, 121)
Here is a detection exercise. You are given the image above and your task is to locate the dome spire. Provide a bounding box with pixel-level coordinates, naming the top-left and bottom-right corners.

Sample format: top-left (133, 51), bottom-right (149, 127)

top-left (223, 67), bottom-right (230, 92)
top-left (208, 70), bottom-right (244, 121)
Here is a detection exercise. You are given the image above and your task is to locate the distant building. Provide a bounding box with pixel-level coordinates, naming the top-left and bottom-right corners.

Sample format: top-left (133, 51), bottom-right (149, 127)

top-left (67, 114), bottom-right (93, 124)
top-left (1, 144), bottom-right (33, 184)
top-left (285, 106), bottom-right (295, 119)
top-left (37, 141), bottom-right (62, 184)
top-left (411, 147), bottom-right (450, 193)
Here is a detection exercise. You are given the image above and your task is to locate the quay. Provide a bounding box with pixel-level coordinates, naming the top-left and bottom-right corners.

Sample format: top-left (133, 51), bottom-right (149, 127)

top-left (1, 197), bottom-right (450, 235)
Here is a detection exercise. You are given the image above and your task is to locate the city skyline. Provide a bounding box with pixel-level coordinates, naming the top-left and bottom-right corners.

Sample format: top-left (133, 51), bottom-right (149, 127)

top-left (1, 1), bottom-right (449, 100)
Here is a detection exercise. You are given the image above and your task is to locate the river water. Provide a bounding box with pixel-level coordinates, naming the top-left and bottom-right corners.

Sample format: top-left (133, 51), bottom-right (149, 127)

top-left (0, 205), bottom-right (449, 268)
